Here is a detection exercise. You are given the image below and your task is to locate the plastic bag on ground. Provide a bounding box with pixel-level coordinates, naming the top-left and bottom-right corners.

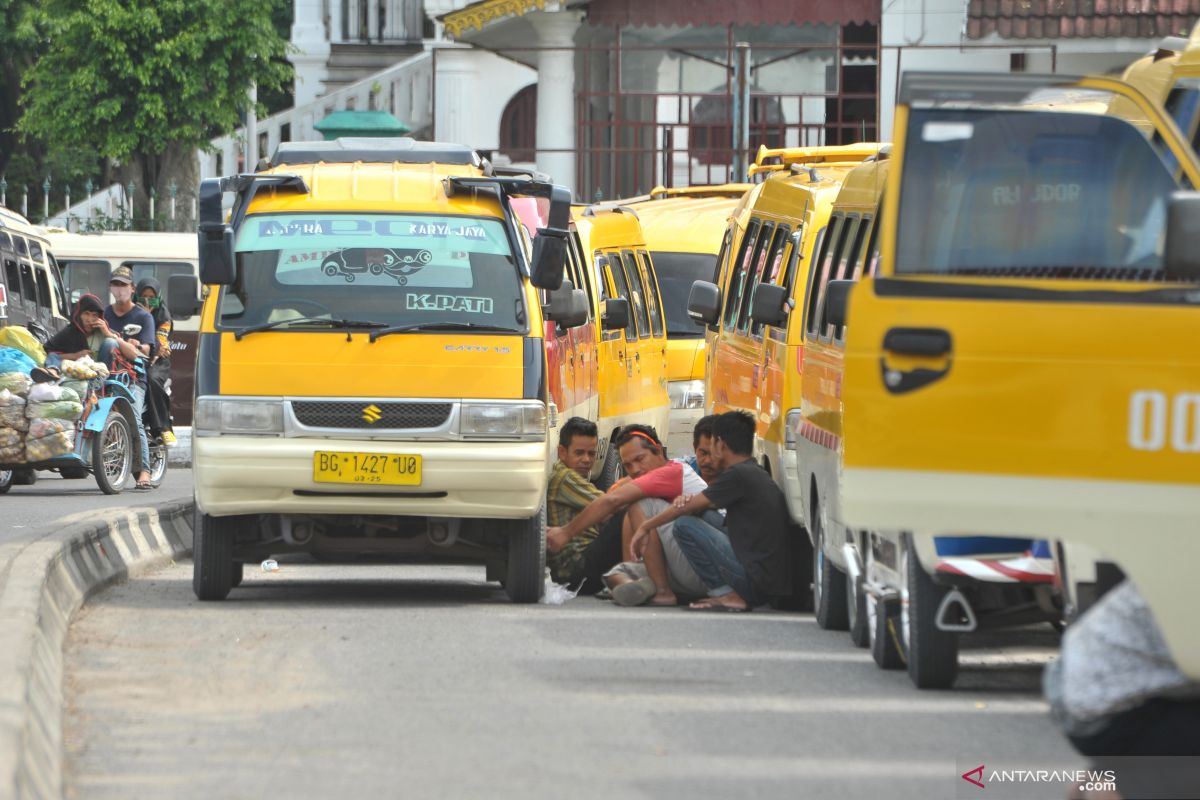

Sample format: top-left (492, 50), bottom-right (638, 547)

top-left (0, 348), bottom-right (36, 377)
top-left (0, 327), bottom-right (45, 366)
top-left (0, 372), bottom-right (32, 397)
top-left (540, 572), bottom-right (584, 605)
top-left (25, 418), bottom-right (74, 461)
top-left (26, 400), bottom-right (83, 421)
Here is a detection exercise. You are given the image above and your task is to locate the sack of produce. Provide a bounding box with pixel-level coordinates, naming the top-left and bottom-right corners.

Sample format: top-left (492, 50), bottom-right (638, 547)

top-left (61, 356), bottom-right (108, 381)
top-left (25, 400), bottom-right (84, 421)
top-left (0, 371), bottom-right (32, 396)
top-left (60, 379), bottom-right (90, 400)
top-left (25, 418), bottom-right (74, 461)
top-left (0, 348), bottom-right (36, 377)
top-left (28, 382), bottom-right (64, 402)
top-left (0, 427), bottom-right (24, 463)
top-left (0, 326), bottom-right (45, 366)
top-left (0, 389), bottom-right (29, 432)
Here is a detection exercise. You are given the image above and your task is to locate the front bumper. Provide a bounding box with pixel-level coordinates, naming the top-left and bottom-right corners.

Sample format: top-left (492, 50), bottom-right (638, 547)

top-left (195, 436), bottom-right (548, 519)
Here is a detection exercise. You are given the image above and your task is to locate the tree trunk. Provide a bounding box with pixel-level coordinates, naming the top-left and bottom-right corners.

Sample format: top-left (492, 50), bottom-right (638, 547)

top-left (114, 143), bottom-right (200, 231)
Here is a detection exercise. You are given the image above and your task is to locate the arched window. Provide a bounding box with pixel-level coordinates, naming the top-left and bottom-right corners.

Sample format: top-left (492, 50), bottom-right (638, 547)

top-left (499, 84), bottom-right (538, 164)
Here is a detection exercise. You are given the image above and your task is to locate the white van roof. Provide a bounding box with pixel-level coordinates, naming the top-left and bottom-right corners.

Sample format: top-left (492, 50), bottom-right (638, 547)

top-left (39, 229), bottom-right (197, 261)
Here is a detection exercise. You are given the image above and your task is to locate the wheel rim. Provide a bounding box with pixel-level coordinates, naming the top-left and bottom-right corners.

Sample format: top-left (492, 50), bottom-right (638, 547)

top-left (0, 469), bottom-right (11, 484)
top-left (102, 418), bottom-right (131, 485)
top-left (149, 440), bottom-right (167, 482)
top-left (812, 504), bottom-right (824, 607)
top-left (865, 540), bottom-right (877, 642)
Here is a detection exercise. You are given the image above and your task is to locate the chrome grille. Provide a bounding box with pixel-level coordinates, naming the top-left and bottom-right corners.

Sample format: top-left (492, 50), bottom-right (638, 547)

top-left (291, 401), bottom-right (452, 429)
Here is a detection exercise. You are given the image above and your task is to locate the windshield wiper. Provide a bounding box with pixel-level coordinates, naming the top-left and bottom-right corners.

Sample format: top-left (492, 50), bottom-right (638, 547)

top-left (233, 316), bottom-right (388, 341)
top-left (368, 321), bottom-right (520, 343)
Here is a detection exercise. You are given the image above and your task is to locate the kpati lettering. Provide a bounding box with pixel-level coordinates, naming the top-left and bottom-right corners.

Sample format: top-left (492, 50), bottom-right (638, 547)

top-left (407, 294), bottom-right (494, 313)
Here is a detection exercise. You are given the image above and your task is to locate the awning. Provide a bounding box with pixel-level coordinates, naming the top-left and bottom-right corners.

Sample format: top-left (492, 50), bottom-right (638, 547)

top-left (586, 0), bottom-right (880, 27)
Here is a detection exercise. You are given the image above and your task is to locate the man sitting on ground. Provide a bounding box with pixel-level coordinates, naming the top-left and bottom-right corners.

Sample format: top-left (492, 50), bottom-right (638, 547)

top-left (547, 424), bottom-right (710, 606)
top-left (546, 417), bottom-right (621, 593)
top-left (631, 411), bottom-right (791, 612)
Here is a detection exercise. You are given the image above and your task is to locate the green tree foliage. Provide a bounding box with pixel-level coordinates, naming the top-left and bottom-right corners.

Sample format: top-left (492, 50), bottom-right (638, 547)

top-left (20, 0), bottom-right (292, 218)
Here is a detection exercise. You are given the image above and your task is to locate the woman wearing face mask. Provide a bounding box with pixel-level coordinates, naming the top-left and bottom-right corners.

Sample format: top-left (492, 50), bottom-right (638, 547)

top-left (135, 277), bottom-right (176, 447)
top-left (104, 266), bottom-right (157, 489)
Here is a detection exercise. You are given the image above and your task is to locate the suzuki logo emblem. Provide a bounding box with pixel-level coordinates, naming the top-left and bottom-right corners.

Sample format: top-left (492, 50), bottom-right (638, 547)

top-left (361, 404), bottom-right (382, 424)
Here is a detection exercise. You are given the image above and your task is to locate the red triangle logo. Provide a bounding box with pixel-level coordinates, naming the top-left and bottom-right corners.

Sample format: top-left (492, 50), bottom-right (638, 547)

top-left (962, 764), bottom-right (985, 789)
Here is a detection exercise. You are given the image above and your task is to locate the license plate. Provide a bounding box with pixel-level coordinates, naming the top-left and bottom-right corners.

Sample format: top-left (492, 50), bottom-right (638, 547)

top-left (313, 451), bottom-right (422, 486)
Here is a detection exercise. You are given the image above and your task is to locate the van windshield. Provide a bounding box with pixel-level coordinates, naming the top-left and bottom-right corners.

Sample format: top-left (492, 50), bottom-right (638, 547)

top-left (220, 213), bottom-right (525, 331)
top-left (895, 108), bottom-right (1181, 279)
top-left (650, 252), bottom-right (711, 338)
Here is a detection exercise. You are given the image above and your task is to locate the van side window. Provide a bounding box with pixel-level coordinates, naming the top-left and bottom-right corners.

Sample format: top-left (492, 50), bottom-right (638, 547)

top-left (595, 255), bottom-right (611, 302)
top-left (712, 229), bottom-right (732, 286)
top-left (35, 266), bottom-right (52, 312)
top-left (853, 215), bottom-right (877, 281)
top-left (49, 254), bottom-right (71, 317)
top-left (805, 216), bottom-right (844, 339)
top-left (735, 221), bottom-right (774, 333)
top-left (723, 219), bottom-right (759, 329)
top-left (2, 235), bottom-right (20, 305)
top-left (823, 217), bottom-right (863, 338)
top-left (748, 225), bottom-right (791, 336)
top-left (571, 234), bottom-right (595, 319)
top-left (60, 259), bottom-right (110, 303)
top-left (14, 235), bottom-right (28, 258)
top-left (29, 240), bottom-right (44, 263)
top-left (19, 262), bottom-right (35, 308)
top-left (637, 250), bottom-right (664, 338)
top-left (781, 227), bottom-right (804, 298)
top-left (621, 251), bottom-right (651, 340)
top-left (863, 206), bottom-right (884, 278)
top-left (604, 253), bottom-right (639, 341)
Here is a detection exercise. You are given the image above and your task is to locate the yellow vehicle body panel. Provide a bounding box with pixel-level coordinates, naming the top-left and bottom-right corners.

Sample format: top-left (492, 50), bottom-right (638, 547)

top-left (840, 74), bottom-right (1200, 676)
top-left (666, 338), bottom-right (703, 382)
top-left (214, 331), bottom-right (526, 399)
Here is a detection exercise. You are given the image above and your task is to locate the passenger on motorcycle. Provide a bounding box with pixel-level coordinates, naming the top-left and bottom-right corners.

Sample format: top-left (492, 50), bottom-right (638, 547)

top-left (103, 266), bottom-right (157, 490)
top-left (135, 277), bottom-right (176, 447)
top-left (36, 293), bottom-right (108, 379)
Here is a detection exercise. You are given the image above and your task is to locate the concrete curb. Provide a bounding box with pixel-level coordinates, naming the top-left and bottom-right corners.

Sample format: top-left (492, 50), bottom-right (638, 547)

top-left (0, 502), bottom-right (194, 800)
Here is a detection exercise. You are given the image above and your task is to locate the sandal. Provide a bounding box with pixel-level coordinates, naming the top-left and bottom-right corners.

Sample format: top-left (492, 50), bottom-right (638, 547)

top-left (134, 479), bottom-right (154, 490)
top-left (30, 366), bottom-right (60, 384)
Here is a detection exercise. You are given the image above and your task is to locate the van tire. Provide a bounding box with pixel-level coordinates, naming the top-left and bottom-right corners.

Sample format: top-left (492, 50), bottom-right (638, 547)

top-left (812, 497), bottom-right (849, 630)
top-left (848, 573), bottom-right (870, 648)
top-left (900, 536), bottom-right (959, 689)
top-left (0, 469), bottom-right (12, 494)
top-left (194, 513), bottom-right (236, 601)
top-left (596, 444), bottom-right (621, 491)
top-left (504, 503), bottom-right (546, 603)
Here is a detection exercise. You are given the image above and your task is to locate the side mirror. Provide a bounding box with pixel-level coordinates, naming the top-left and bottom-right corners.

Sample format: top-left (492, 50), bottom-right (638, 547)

top-left (750, 283), bottom-right (790, 328)
top-left (167, 274), bottom-right (201, 319)
top-left (824, 280), bottom-right (855, 330)
top-left (545, 280), bottom-right (588, 329)
top-left (687, 280), bottom-right (721, 327)
top-left (1164, 191), bottom-right (1200, 281)
top-left (602, 297), bottom-right (629, 331)
top-left (529, 183), bottom-right (572, 289)
top-left (197, 178), bottom-right (236, 285)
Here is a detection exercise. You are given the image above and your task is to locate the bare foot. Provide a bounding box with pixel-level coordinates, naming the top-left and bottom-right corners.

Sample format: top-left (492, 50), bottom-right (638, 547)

top-left (688, 591), bottom-right (749, 612)
top-left (647, 591), bottom-right (677, 607)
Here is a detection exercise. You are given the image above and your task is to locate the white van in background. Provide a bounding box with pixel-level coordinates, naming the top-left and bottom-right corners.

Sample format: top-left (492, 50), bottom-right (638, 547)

top-left (39, 230), bottom-right (199, 430)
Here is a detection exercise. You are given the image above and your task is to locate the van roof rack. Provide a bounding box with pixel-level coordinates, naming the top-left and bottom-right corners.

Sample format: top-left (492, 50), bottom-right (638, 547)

top-left (749, 143), bottom-right (884, 176)
top-left (646, 184), bottom-right (752, 200)
top-left (580, 205), bottom-right (640, 219)
top-left (270, 137), bottom-right (482, 168)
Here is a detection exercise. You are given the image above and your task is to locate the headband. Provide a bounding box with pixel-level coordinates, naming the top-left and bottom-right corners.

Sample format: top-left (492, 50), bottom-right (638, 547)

top-left (626, 430), bottom-right (661, 448)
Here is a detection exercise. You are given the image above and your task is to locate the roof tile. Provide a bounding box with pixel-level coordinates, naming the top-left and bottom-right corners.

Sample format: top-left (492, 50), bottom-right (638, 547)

top-left (965, 0), bottom-right (1198, 37)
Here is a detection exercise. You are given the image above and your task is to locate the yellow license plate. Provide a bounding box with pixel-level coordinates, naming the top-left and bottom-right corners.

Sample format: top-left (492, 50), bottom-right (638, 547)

top-left (313, 451), bottom-right (422, 486)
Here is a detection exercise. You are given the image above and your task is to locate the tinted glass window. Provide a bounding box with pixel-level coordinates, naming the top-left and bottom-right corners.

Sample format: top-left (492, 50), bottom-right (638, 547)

top-left (638, 251), bottom-right (664, 338)
top-left (18, 262), bottom-right (34, 305)
top-left (60, 259), bottom-right (111, 303)
top-left (569, 233), bottom-right (594, 319)
top-left (222, 214), bottom-right (525, 332)
top-left (724, 220), bottom-right (759, 329)
top-left (750, 225), bottom-right (791, 336)
top-left (622, 251), bottom-right (651, 339)
top-left (13, 236), bottom-right (28, 258)
top-left (604, 253), bottom-right (638, 340)
top-left (28, 240), bottom-right (44, 262)
top-left (735, 222), bottom-right (773, 333)
top-left (651, 252), bottom-right (711, 339)
top-left (35, 266), bottom-right (52, 310)
top-left (805, 219), bottom-right (843, 337)
top-left (897, 109), bottom-right (1181, 279)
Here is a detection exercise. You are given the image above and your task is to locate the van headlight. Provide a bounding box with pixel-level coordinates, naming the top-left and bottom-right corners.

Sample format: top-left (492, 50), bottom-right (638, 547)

top-left (459, 402), bottom-right (546, 439)
top-left (785, 409), bottom-right (801, 449)
top-left (668, 380), bottom-right (705, 410)
top-left (194, 397), bottom-right (284, 436)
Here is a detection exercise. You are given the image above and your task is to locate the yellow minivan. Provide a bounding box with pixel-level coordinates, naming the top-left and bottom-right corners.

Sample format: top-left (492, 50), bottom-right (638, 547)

top-left (688, 145), bottom-right (882, 521)
top-left (789, 155), bottom-right (888, 638)
top-left (569, 205), bottom-right (670, 483)
top-left (171, 138), bottom-right (590, 603)
top-left (838, 73), bottom-right (1200, 681)
top-left (616, 185), bottom-right (749, 455)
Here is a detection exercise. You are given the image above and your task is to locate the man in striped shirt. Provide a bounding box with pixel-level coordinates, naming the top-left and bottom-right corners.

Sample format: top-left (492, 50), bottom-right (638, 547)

top-left (546, 417), bottom-right (621, 592)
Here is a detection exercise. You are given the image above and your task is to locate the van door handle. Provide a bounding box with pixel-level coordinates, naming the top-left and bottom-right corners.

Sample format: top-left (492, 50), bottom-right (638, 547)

top-left (883, 327), bottom-right (951, 357)
top-left (880, 327), bottom-right (953, 395)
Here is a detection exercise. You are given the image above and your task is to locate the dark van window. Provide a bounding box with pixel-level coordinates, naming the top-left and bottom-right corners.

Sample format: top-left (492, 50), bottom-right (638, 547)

top-left (897, 109), bottom-right (1182, 279)
top-left (28, 240), bottom-right (44, 262)
top-left (723, 220), bottom-right (759, 329)
top-left (637, 251), bottom-right (664, 338)
top-left (805, 217), bottom-right (845, 338)
top-left (19, 262), bottom-right (35, 306)
top-left (749, 225), bottom-right (790, 336)
top-left (35, 266), bottom-right (52, 311)
top-left (734, 222), bottom-right (773, 333)
top-left (3, 256), bottom-right (19, 304)
top-left (604, 253), bottom-right (638, 341)
top-left (621, 251), bottom-right (651, 340)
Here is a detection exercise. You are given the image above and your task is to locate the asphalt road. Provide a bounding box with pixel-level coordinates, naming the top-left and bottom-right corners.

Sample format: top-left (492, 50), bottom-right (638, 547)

top-left (64, 561), bottom-right (1083, 800)
top-left (0, 468), bottom-right (192, 539)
